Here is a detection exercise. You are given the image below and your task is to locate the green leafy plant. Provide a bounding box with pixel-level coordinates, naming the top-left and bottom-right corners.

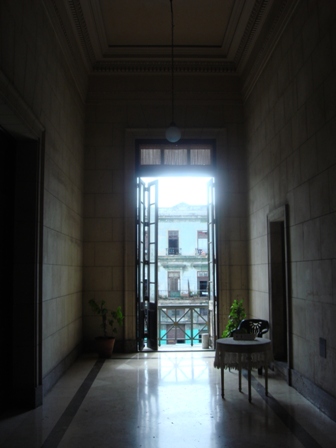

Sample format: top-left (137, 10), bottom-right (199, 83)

top-left (222, 299), bottom-right (246, 337)
top-left (89, 299), bottom-right (124, 338)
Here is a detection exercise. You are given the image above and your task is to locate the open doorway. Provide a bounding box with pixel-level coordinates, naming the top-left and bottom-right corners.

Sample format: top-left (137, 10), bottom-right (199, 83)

top-left (137, 176), bottom-right (217, 351)
top-left (0, 130), bottom-right (43, 410)
top-left (136, 140), bottom-right (218, 352)
top-left (268, 205), bottom-right (291, 384)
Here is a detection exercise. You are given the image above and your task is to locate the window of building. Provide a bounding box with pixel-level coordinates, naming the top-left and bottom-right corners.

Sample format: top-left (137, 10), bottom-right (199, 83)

top-left (168, 271), bottom-right (180, 297)
top-left (168, 230), bottom-right (179, 255)
top-left (197, 230), bottom-right (207, 255)
top-left (197, 271), bottom-right (208, 296)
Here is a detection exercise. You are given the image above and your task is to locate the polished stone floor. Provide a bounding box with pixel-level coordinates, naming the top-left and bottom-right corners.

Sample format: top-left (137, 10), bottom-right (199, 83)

top-left (1, 351), bottom-right (335, 448)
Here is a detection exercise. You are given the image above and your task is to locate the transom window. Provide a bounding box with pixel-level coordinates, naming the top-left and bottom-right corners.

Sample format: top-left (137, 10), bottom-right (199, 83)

top-left (136, 140), bottom-right (215, 176)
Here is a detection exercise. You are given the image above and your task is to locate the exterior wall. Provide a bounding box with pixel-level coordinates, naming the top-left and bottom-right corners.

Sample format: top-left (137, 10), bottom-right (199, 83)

top-left (245, 0), bottom-right (336, 399)
top-left (158, 204), bottom-right (208, 296)
top-left (83, 73), bottom-right (247, 350)
top-left (0, 0), bottom-right (87, 394)
top-left (158, 208), bottom-right (207, 257)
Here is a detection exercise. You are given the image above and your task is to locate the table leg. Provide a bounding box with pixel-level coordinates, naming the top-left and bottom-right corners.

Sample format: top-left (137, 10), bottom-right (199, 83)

top-left (265, 364), bottom-right (268, 396)
top-left (221, 366), bottom-right (224, 398)
top-left (248, 370), bottom-right (252, 402)
top-left (238, 353), bottom-right (242, 392)
top-left (248, 355), bottom-right (252, 402)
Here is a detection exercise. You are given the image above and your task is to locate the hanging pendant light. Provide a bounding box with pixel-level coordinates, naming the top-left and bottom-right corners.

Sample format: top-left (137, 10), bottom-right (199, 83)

top-left (166, 0), bottom-right (181, 143)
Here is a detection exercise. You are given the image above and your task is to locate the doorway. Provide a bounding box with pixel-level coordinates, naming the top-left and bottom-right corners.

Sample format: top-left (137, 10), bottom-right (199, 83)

top-left (0, 129), bottom-right (43, 409)
top-left (137, 175), bottom-right (217, 351)
top-left (268, 205), bottom-right (291, 384)
top-left (0, 129), bottom-right (15, 411)
top-left (135, 140), bottom-right (218, 352)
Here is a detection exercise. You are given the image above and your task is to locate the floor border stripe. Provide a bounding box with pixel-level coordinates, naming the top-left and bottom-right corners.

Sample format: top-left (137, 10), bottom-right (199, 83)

top-left (244, 371), bottom-right (323, 448)
top-left (41, 359), bottom-right (105, 448)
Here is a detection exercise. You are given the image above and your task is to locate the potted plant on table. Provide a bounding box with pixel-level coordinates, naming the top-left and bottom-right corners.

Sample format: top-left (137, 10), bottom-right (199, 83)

top-left (221, 299), bottom-right (246, 338)
top-left (89, 299), bottom-right (124, 358)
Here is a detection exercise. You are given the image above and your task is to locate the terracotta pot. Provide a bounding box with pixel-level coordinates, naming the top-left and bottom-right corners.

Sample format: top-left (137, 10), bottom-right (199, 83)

top-left (95, 337), bottom-right (116, 358)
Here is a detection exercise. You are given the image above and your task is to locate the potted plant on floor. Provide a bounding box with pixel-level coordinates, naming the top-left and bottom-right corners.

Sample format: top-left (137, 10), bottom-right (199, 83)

top-left (89, 299), bottom-right (124, 358)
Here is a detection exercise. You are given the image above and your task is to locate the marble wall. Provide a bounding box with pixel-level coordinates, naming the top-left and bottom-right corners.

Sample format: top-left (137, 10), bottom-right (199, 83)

top-left (83, 74), bottom-right (247, 349)
top-left (245, 0), bottom-right (336, 398)
top-left (0, 0), bottom-right (86, 395)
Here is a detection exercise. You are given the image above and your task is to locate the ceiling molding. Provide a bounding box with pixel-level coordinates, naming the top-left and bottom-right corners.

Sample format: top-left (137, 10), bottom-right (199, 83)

top-left (234, 0), bottom-right (271, 69)
top-left (93, 60), bottom-right (236, 75)
top-left (56, 0), bottom-right (298, 85)
top-left (43, 0), bottom-right (89, 102)
top-left (242, 0), bottom-right (300, 100)
top-left (67, 0), bottom-right (97, 64)
top-left (222, 0), bottom-right (246, 57)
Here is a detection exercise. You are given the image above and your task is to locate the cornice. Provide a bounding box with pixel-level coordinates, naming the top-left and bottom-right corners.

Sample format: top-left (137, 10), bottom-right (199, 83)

top-left (54, 0), bottom-right (299, 88)
top-left (92, 60), bottom-right (237, 75)
top-left (43, 0), bottom-right (89, 103)
top-left (68, 0), bottom-right (96, 64)
top-left (234, 0), bottom-right (270, 69)
top-left (242, 0), bottom-right (300, 100)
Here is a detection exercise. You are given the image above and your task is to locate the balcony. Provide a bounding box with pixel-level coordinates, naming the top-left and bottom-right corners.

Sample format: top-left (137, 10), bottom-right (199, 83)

top-left (166, 248), bottom-right (182, 255)
top-left (158, 290), bottom-right (208, 299)
top-left (158, 303), bottom-right (209, 347)
top-left (195, 248), bottom-right (207, 256)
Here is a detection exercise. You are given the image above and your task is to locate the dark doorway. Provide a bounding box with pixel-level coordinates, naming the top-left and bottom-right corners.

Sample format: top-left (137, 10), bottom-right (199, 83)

top-left (270, 222), bottom-right (287, 360)
top-left (0, 129), bottom-right (16, 411)
top-left (0, 129), bottom-right (43, 410)
top-left (268, 205), bottom-right (291, 384)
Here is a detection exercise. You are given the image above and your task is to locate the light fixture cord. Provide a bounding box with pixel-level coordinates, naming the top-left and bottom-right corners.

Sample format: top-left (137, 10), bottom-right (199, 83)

top-left (170, 0), bottom-right (175, 124)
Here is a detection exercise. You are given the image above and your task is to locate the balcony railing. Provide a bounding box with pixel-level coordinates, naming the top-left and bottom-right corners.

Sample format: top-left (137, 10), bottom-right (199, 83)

top-left (158, 290), bottom-right (208, 299)
top-left (195, 248), bottom-right (208, 256)
top-left (163, 248), bottom-right (208, 256)
top-left (166, 248), bottom-right (182, 255)
top-left (158, 304), bottom-right (209, 346)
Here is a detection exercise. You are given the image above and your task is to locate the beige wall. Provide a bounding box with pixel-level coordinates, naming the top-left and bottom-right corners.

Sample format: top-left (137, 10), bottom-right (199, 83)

top-left (0, 0), bottom-right (86, 393)
top-left (245, 0), bottom-right (336, 398)
top-left (83, 74), bottom-right (247, 349)
top-left (0, 0), bottom-right (248, 393)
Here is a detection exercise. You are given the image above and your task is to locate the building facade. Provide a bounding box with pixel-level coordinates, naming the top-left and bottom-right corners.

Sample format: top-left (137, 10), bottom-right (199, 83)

top-left (158, 203), bottom-right (208, 298)
top-left (157, 203), bottom-right (209, 346)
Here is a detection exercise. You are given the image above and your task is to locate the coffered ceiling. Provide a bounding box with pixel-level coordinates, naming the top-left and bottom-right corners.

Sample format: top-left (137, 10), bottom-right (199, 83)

top-left (49, 0), bottom-right (299, 90)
